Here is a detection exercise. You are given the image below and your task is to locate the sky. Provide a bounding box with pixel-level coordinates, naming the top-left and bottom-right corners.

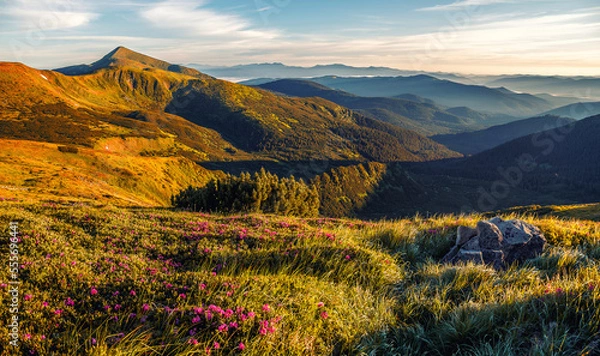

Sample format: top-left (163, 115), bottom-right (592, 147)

top-left (0, 0), bottom-right (599, 75)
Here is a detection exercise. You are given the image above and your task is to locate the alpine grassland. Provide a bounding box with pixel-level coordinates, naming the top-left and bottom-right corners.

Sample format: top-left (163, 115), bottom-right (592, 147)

top-left (0, 201), bottom-right (598, 355)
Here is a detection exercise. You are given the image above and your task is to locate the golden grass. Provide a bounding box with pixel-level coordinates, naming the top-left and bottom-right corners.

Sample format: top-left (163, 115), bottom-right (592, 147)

top-left (0, 139), bottom-right (217, 206)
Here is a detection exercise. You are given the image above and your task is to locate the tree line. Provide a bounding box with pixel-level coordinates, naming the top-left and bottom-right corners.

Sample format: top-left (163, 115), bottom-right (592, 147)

top-left (172, 163), bottom-right (388, 217)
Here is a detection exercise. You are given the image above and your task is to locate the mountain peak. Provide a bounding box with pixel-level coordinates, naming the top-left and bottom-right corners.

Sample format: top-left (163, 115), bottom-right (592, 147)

top-left (55, 47), bottom-right (210, 79)
top-left (97, 46), bottom-right (169, 69)
top-left (105, 46), bottom-right (137, 58)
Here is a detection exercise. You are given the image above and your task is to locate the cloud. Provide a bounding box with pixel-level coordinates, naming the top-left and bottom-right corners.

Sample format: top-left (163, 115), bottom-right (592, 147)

top-left (140, 0), bottom-right (279, 39)
top-left (417, 0), bottom-right (516, 12)
top-left (1, 0), bottom-right (98, 30)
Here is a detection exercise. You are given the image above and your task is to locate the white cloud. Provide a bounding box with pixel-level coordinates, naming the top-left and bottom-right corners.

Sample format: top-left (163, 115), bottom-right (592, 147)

top-left (2, 0), bottom-right (98, 30)
top-left (140, 0), bottom-right (279, 39)
top-left (417, 0), bottom-right (516, 12)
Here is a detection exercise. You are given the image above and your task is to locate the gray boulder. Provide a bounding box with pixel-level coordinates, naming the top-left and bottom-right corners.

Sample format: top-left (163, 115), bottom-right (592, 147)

top-left (442, 217), bottom-right (546, 270)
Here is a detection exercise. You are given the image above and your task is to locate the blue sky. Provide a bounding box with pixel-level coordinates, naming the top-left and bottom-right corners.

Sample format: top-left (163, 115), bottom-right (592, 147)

top-left (1, 0), bottom-right (599, 75)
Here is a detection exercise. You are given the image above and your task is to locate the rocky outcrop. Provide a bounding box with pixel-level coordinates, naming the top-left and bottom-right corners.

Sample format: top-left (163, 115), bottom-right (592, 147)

top-left (442, 217), bottom-right (546, 270)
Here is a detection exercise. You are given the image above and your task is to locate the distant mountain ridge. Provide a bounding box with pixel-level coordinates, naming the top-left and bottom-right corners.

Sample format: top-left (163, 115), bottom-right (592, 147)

top-left (542, 102), bottom-right (600, 120)
top-left (487, 76), bottom-right (600, 100)
top-left (310, 75), bottom-right (560, 117)
top-left (190, 62), bottom-right (470, 83)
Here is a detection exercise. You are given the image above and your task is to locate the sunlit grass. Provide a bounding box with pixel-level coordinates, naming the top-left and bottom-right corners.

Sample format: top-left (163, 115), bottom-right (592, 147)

top-left (0, 202), bottom-right (598, 355)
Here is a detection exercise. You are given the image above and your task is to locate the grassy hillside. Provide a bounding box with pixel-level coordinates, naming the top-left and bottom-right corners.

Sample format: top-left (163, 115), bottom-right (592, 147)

top-left (0, 139), bottom-right (219, 206)
top-left (0, 203), bottom-right (598, 355)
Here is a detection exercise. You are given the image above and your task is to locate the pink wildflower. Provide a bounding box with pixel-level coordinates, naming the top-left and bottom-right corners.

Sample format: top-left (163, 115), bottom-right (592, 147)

top-left (65, 298), bottom-right (75, 307)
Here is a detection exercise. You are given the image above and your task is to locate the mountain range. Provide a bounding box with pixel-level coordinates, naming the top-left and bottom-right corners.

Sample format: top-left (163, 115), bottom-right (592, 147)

top-left (256, 79), bottom-right (514, 136)
top-left (189, 62), bottom-right (469, 83)
top-left (310, 75), bottom-right (573, 117)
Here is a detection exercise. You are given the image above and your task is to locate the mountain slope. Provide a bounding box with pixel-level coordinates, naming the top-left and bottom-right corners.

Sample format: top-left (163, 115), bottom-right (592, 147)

top-left (311, 75), bottom-right (557, 117)
top-left (256, 79), bottom-right (510, 135)
top-left (453, 115), bottom-right (600, 200)
top-left (2, 48), bottom-right (461, 166)
top-left (432, 115), bottom-right (576, 155)
top-left (542, 102), bottom-right (600, 120)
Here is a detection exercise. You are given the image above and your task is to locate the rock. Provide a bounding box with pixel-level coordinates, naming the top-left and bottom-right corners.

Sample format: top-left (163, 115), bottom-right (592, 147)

top-left (456, 226), bottom-right (477, 246)
top-left (456, 250), bottom-right (484, 264)
top-left (477, 221), bottom-right (503, 250)
top-left (442, 217), bottom-right (546, 270)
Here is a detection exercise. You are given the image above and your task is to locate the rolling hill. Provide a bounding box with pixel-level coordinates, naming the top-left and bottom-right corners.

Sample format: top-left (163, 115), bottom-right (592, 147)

top-left (256, 79), bottom-right (512, 136)
top-left (432, 115), bottom-right (576, 155)
top-left (311, 75), bottom-right (560, 117)
top-left (542, 102), bottom-right (600, 120)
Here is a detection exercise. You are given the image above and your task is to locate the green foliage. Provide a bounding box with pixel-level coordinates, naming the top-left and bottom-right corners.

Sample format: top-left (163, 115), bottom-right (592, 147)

top-left (311, 162), bottom-right (387, 217)
top-left (173, 168), bottom-right (320, 217)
